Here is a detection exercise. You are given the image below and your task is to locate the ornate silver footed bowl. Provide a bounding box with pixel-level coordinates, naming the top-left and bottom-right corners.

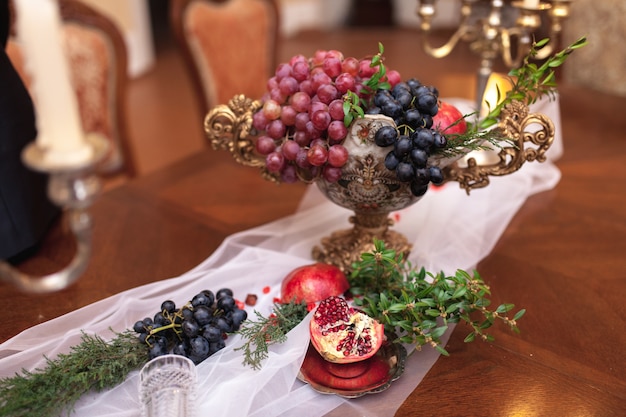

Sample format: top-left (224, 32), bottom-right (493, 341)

top-left (205, 95), bottom-right (554, 272)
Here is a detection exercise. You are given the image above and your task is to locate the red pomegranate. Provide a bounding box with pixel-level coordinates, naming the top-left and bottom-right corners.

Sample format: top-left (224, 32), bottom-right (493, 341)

top-left (432, 101), bottom-right (467, 135)
top-left (280, 263), bottom-right (349, 304)
top-left (309, 296), bottom-right (384, 364)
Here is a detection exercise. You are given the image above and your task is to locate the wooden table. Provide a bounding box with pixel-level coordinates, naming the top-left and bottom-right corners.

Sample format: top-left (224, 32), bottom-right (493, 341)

top-left (2, 29), bottom-right (626, 416)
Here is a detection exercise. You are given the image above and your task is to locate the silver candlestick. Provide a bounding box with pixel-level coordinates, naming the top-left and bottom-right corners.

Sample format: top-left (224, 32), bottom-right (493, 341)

top-left (416, 0), bottom-right (572, 107)
top-left (0, 135), bottom-right (108, 293)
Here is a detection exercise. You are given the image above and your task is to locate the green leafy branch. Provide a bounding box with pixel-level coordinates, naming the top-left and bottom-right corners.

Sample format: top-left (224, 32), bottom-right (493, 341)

top-left (0, 330), bottom-right (147, 417)
top-left (349, 239), bottom-right (524, 355)
top-left (478, 36), bottom-right (588, 131)
top-left (235, 300), bottom-right (309, 370)
top-left (343, 42), bottom-right (391, 127)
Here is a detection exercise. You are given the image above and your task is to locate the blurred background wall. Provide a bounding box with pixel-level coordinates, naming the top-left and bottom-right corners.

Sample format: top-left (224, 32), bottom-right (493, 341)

top-left (79, 0), bottom-right (155, 77)
top-left (562, 0), bottom-right (626, 97)
top-left (69, 0), bottom-right (625, 97)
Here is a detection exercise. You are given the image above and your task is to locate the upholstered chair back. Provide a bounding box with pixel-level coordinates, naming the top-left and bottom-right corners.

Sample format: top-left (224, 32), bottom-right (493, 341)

top-left (170, 0), bottom-right (280, 117)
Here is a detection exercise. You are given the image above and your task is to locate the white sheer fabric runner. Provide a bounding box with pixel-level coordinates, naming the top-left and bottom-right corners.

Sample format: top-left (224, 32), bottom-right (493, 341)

top-left (0, 98), bottom-right (562, 417)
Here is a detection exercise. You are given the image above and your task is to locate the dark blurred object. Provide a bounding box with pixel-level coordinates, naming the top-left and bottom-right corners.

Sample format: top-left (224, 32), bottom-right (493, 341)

top-left (0, 0), bottom-right (59, 260)
top-left (347, 0), bottom-right (393, 27)
top-left (0, 0), bottom-right (8, 48)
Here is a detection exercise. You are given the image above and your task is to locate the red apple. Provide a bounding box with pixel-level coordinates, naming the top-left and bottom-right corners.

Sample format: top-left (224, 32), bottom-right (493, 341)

top-left (280, 263), bottom-right (349, 304)
top-left (432, 101), bottom-right (467, 135)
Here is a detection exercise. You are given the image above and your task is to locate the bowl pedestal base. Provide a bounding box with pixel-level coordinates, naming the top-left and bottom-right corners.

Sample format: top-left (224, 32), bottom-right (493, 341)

top-left (312, 212), bottom-right (412, 272)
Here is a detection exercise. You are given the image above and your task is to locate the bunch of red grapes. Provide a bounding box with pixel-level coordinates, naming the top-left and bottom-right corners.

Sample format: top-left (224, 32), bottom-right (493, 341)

top-left (252, 50), bottom-right (402, 183)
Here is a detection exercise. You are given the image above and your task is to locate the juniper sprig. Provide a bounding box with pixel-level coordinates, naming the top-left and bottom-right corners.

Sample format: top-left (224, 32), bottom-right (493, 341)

top-left (0, 330), bottom-right (147, 417)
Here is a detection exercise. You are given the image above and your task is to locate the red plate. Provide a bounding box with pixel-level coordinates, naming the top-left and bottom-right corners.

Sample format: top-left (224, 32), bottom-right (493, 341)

top-left (297, 342), bottom-right (406, 398)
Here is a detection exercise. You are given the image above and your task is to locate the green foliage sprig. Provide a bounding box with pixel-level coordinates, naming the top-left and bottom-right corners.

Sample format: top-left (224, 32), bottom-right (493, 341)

top-left (431, 125), bottom-right (514, 159)
top-left (434, 37), bottom-right (587, 158)
top-left (340, 37), bottom-right (587, 160)
top-left (343, 42), bottom-right (390, 127)
top-left (349, 239), bottom-right (525, 355)
top-left (235, 300), bottom-right (309, 370)
top-left (477, 36), bottom-right (588, 131)
top-left (0, 330), bottom-right (147, 417)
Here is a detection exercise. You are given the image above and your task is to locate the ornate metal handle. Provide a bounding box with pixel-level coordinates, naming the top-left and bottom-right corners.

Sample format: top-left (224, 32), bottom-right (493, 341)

top-left (443, 100), bottom-right (555, 192)
top-left (204, 94), bottom-right (271, 172)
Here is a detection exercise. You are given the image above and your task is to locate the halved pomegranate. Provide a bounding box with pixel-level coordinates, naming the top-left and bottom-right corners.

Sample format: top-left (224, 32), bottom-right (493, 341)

top-left (309, 296), bottom-right (385, 364)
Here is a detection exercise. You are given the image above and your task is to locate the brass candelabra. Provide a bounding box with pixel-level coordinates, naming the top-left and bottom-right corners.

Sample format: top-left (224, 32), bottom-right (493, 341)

top-left (416, 0), bottom-right (572, 106)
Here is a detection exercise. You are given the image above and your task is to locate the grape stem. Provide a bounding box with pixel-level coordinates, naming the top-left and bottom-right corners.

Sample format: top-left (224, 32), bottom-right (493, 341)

top-left (145, 308), bottom-right (185, 346)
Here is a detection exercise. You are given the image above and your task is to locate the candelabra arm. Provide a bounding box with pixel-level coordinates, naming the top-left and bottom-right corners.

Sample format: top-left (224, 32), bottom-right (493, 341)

top-left (421, 25), bottom-right (477, 59)
top-left (500, 27), bottom-right (532, 69)
top-left (533, 0), bottom-right (571, 60)
top-left (0, 134), bottom-right (107, 293)
top-left (417, 0), bottom-right (477, 59)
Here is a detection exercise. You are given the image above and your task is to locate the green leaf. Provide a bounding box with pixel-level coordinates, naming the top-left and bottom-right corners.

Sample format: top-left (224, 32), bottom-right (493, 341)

top-left (350, 287), bottom-right (364, 296)
top-left (380, 292), bottom-right (389, 304)
top-left (464, 332), bottom-right (476, 343)
top-left (479, 319), bottom-right (494, 330)
top-left (396, 321), bottom-right (414, 332)
top-left (547, 59), bottom-right (563, 68)
top-left (452, 286), bottom-right (467, 299)
top-left (420, 319), bottom-right (437, 329)
top-left (344, 112), bottom-right (354, 127)
top-left (495, 303), bottom-right (515, 314)
top-left (513, 309), bottom-right (526, 321)
top-left (541, 71), bottom-right (556, 86)
top-left (352, 92), bottom-right (360, 106)
top-left (435, 345), bottom-right (450, 356)
top-left (365, 301), bottom-right (378, 317)
top-left (571, 36), bottom-right (588, 49)
top-left (445, 302), bottom-right (464, 314)
top-left (417, 298), bottom-right (436, 307)
top-left (430, 325), bottom-right (448, 339)
top-left (342, 100), bottom-right (350, 115)
top-left (388, 303), bottom-right (407, 313)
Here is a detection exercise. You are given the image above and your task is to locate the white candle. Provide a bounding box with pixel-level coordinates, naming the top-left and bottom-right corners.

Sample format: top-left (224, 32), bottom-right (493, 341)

top-left (14, 0), bottom-right (92, 167)
top-left (480, 72), bottom-right (512, 119)
top-left (522, 0), bottom-right (540, 8)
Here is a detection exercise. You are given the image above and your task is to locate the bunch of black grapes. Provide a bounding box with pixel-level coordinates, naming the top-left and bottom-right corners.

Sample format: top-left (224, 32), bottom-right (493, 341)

top-left (368, 79), bottom-right (447, 197)
top-left (133, 288), bottom-right (247, 364)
